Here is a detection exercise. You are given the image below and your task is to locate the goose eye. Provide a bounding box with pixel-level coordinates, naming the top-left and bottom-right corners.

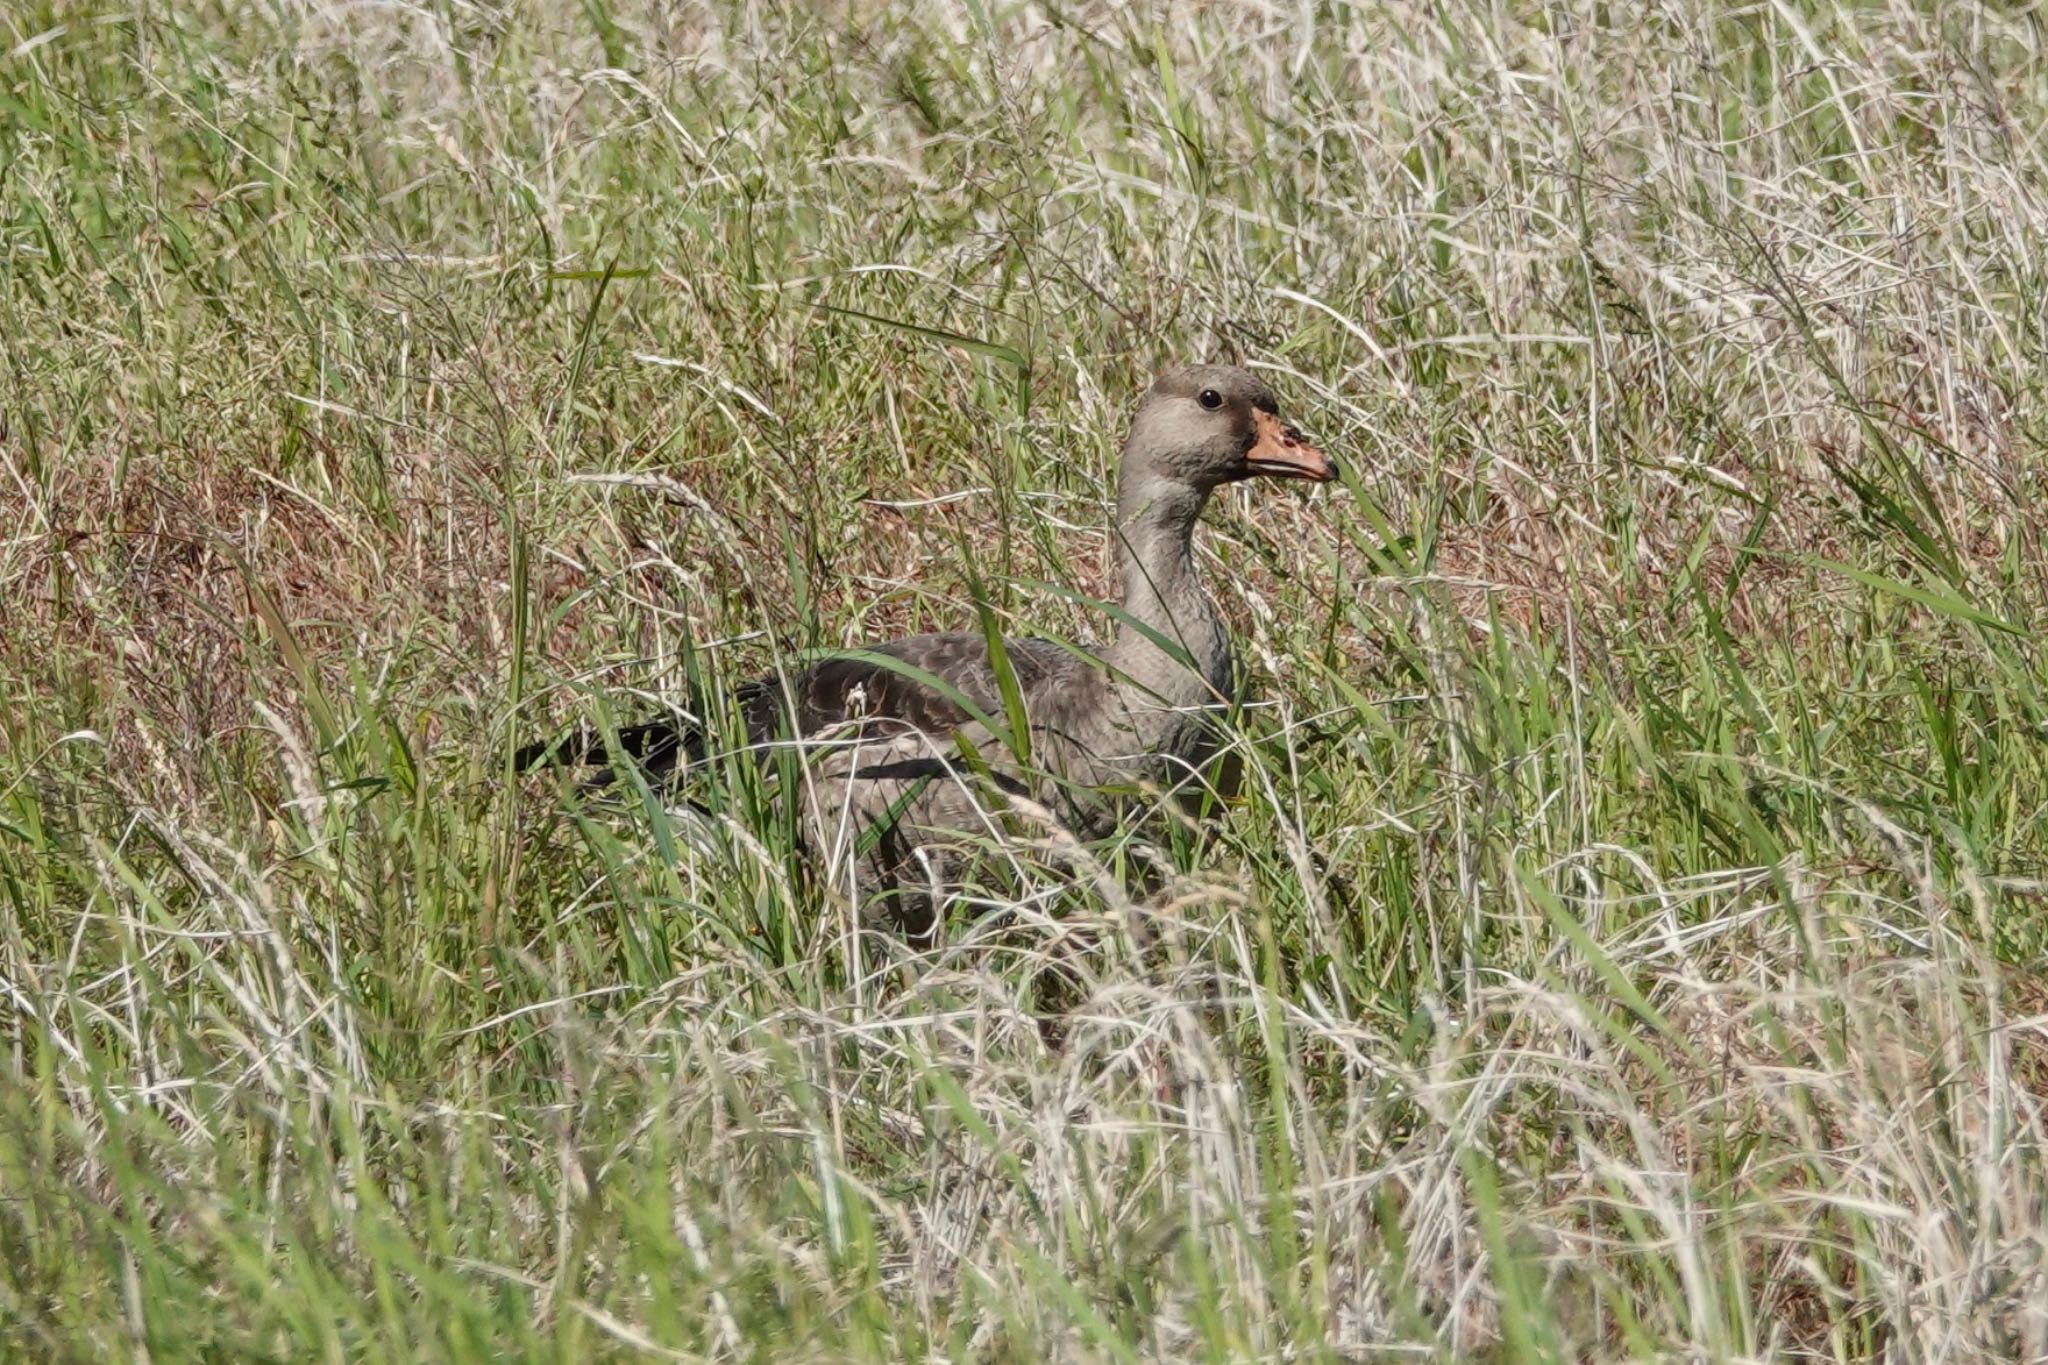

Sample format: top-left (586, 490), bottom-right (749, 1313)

top-left (1198, 388), bottom-right (1223, 410)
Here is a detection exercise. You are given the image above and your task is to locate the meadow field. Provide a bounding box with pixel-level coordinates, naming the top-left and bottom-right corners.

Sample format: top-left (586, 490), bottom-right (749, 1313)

top-left (4, 0), bottom-right (2047, 1358)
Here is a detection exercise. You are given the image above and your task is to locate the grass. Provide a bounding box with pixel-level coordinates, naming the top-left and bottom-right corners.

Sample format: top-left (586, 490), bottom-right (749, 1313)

top-left (4, 0), bottom-right (2047, 1357)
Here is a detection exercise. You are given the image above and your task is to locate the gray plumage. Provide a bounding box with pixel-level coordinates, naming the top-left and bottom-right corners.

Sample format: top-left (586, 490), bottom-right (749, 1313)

top-left (521, 364), bottom-right (1333, 937)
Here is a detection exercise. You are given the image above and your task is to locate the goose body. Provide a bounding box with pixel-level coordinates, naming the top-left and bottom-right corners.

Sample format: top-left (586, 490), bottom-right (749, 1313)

top-left (523, 365), bottom-right (1333, 936)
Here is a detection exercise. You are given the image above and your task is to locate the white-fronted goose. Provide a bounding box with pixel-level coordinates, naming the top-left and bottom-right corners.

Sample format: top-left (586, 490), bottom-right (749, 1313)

top-left (522, 364), bottom-right (1334, 937)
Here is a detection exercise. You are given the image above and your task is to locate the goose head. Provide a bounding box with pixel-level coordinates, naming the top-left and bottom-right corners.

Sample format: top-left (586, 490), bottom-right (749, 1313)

top-left (1119, 364), bottom-right (1335, 498)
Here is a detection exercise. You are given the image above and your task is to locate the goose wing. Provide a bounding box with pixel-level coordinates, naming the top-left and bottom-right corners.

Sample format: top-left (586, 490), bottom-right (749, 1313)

top-left (518, 633), bottom-right (1083, 785)
top-left (768, 632), bottom-right (1074, 740)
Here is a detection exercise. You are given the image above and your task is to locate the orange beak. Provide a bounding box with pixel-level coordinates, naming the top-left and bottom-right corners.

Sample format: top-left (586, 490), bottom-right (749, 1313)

top-left (1245, 410), bottom-right (1335, 482)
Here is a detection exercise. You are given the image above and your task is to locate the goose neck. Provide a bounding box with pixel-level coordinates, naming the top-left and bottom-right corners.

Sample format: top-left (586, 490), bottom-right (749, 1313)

top-left (1105, 479), bottom-right (1222, 678)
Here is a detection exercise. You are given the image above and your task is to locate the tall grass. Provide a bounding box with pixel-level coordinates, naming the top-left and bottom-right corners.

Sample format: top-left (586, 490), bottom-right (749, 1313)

top-left (3, 0), bottom-right (2046, 1357)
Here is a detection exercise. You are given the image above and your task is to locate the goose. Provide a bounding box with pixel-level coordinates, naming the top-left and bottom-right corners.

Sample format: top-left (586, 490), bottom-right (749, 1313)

top-left (520, 364), bottom-right (1333, 938)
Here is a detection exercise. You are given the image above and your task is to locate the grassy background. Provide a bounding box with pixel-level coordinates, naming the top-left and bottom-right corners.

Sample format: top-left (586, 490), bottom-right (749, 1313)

top-left (5, 0), bottom-right (2048, 1358)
